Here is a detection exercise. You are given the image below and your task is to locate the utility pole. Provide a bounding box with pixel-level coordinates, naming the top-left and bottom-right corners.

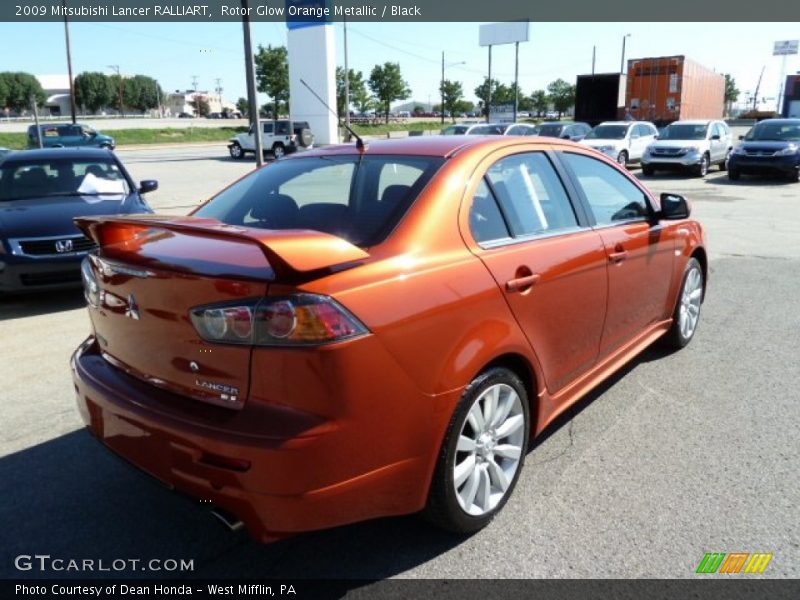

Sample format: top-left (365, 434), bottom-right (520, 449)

top-left (513, 41), bottom-right (519, 123)
top-left (108, 65), bottom-right (124, 118)
top-left (214, 78), bottom-right (223, 110)
top-left (31, 95), bottom-right (43, 148)
top-left (487, 45), bottom-right (492, 123)
top-left (241, 0), bottom-right (263, 167)
top-left (592, 45), bottom-right (596, 75)
top-left (63, 0), bottom-right (77, 123)
top-left (441, 52), bottom-right (445, 124)
top-left (343, 17), bottom-right (350, 139)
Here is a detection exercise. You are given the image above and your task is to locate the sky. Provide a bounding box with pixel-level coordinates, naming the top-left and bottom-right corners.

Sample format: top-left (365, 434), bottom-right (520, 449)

top-left (1, 21), bottom-right (798, 111)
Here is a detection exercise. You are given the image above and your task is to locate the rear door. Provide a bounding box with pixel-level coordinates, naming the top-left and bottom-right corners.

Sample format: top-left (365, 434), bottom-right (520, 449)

top-left (464, 149), bottom-right (608, 393)
top-left (558, 151), bottom-right (675, 359)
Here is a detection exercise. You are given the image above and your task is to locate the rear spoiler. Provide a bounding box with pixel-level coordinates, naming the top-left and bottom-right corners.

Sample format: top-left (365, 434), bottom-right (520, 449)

top-left (74, 214), bottom-right (369, 277)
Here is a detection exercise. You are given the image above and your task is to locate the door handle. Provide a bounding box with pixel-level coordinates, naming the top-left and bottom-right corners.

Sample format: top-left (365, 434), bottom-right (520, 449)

top-left (506, 273), bottom-right (541, 292)
top-left (608, 250), bottom-right (628, 263)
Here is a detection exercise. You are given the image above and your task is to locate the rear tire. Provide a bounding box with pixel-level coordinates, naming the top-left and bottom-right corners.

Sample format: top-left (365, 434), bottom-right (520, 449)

top-left (719, 149), bottom-right (731, 171)
top-left (663, 257), bottom-right (704, 350)
top-left (642, 164), bottom-right (655, 176)
top-left (424, 367), bottom-right (530, 534)
top-left (728, 168), bottom-right (741, 181)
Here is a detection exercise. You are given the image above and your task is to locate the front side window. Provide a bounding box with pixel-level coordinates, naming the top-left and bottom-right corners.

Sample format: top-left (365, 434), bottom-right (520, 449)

top-left (560, 152), bottom-right (650, 226)
top-left (483, 152), bottom-right (578, 237)
top-left (194, 155), bottom-right (443, 247)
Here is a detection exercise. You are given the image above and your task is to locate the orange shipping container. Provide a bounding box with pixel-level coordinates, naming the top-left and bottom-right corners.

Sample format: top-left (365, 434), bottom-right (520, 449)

top-left (625, 56), bottom-right (724, 126)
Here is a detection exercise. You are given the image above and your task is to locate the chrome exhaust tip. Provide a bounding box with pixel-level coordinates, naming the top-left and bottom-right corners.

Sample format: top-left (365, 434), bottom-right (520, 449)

top-left (210, 508), bottom-right (244, 532)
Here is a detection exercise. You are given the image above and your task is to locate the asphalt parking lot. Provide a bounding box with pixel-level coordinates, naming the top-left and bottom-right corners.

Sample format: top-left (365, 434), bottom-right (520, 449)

top-left (1, 142), bottom-right (798, 581)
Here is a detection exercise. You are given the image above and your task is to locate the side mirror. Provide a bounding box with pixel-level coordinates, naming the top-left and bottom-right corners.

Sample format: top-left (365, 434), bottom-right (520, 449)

top-left (660, 193), bottom-right (690, 220)
top-left (138, 180), bottom-right (158, 194)
top-left (711, 134), bottom-right (721, 140)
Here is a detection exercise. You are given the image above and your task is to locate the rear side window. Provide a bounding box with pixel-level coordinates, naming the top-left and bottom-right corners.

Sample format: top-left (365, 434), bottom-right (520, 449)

top-left (561, 152), bottom-right (650, 225)
top-left (194, 155), bottom-right (444, 247)
top-left (482, 152), bottom-right (578, 238)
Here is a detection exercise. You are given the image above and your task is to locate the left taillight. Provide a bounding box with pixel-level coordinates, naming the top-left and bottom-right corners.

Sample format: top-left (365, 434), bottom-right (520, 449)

top-left (81, 256), bottom-right (100, 307)
top-left (190, 294), bottom-right (369, 346)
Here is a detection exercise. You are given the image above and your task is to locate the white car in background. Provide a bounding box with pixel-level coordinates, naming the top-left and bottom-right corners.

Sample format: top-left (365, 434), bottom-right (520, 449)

top-left (641, 120), bottom-right (733, 177)
top-left (581, 121), bottom-right (659, 167)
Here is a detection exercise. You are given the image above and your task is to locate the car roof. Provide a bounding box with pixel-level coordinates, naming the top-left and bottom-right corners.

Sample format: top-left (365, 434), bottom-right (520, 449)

top-left (287, 135), bottom-right (581, 159)
top-left (597, 121), bottom-right (638, 126)
top-left (1, 147), bottom-right (115, 162)
top-left (755, 118), bottom-right (800, 124)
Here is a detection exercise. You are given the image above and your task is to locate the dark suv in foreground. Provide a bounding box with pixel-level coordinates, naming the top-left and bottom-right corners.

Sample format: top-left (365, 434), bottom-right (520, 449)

top-left (729, 119), bottom-right (800, 182)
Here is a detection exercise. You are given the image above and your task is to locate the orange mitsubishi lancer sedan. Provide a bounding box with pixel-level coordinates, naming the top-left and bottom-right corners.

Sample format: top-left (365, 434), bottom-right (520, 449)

top-left (71, 135), bottom-right (707, 541)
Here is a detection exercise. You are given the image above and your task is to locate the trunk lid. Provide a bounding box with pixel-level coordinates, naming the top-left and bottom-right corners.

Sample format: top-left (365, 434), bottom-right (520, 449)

top-left (76, 215), bottom-right (369, 409)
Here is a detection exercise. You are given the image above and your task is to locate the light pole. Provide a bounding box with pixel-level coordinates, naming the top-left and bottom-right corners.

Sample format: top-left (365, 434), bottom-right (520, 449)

top-left (620, 33), bottom-right (631, 74)
top-left (441, 52), bottom-right (466, 124)
top-left (62, 0), bottom-right (77, 123)
top-left (108, 65), bottom-right (123, 118)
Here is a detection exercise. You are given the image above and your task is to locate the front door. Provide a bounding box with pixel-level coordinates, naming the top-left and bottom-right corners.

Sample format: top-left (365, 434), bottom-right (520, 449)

top-left (558, 151), bottom-right (676, 358)
top-left (464, 150), bottom-right (608, 393)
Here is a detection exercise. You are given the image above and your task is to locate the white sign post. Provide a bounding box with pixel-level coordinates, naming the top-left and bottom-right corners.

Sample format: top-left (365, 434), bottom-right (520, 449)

top-left (773, 40), bottom-right (799, 114)
top-left (479, 22), bottom-right (530, 123)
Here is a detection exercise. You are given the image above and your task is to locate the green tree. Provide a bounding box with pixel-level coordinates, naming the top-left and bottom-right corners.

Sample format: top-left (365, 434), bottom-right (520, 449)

top-left (546, 79), bottom-right (576, 118)
top-left (336, 67), bottom-right (367, 117)
top-left (190, 95), bottom-right (210, 117)
top-left (235, 97), bottom-right (249, 115)
top-left (368, 62), bottom-right (410, 123)
top-left (254, 44), bottom-right (289, 120)
top-left (530, 89), bottom-right (548, 117)
top-left (108, 74), bottom-right (126, 115)
top-left (724, 74), bottom-right (740, 116)
top-left (124, 75), bottom-right (161, 112)
top-left (0, 72), bottom-right (46, 113)
top-left (74, 72), bottom-right (111, 114)
top-left (474, 77), bottom-right (500, 117)
top-left (439, 79), bottom-right (463, 122)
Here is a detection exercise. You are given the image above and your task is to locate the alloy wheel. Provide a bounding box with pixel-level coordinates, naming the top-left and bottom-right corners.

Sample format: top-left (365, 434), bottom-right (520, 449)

top-left (679, 266), bottom-right (703, 339)
top-left (452, 383), bottom-right (525, 516)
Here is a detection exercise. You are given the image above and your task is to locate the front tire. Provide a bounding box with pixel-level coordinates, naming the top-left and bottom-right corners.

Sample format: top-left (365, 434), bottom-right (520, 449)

top-left (229, 143), bottom-right (244, 159)
top-left (663, 257), bottom-right (704, 349)
top-left (728, 168), bottom-right (741, 181)
top-left (693, 154), bottom-right (710, 178)
top-left (642, 164), bottom-right (655, 176)
top-left (271, 143), bottom-right (285, 159)
top-left (424, 367), bottom-right (530, 534)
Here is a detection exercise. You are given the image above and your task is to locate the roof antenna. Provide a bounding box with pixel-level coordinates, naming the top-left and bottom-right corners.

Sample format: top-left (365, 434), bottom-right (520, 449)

top-left (300, 78), bottom-right (365, 151)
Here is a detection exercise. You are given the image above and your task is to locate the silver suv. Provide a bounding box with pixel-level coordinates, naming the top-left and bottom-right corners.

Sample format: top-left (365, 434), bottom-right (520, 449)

top-left (228, 120), bottom-right (314, 160)
top-left (642, 120), bottom-right (733, 177)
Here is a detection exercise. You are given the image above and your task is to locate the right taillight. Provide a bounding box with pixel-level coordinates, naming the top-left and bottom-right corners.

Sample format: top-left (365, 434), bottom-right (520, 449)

top-left (190, 294), bottom-right (368, 346)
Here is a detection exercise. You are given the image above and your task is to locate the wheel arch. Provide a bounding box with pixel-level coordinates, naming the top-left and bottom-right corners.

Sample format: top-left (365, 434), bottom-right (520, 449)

top-left (477, 352), bottom-right (541, 433)
top-left (690, 246), bottom-right (708, 299)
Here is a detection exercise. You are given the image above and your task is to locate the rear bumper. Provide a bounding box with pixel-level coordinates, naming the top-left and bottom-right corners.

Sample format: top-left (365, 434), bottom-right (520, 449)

top-left (71, 336), bottom-right (455, 541)
top-left (0, 251), bottom-right (83, 293)
top-left (728, 154), bottom-right (800, 175)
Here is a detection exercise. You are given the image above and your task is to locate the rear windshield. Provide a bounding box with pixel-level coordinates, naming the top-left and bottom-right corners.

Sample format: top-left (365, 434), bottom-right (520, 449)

top-left (194, 155), bottom-right (444, 247)
top-left (0, 157), bottom-right (130, 201)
